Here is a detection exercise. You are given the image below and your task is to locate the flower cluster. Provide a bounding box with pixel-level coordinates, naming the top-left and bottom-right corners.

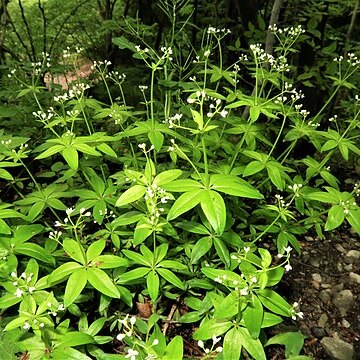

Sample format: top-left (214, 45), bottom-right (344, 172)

top-left (32, 109), bottom-right (55, 122)
top-left (207, 98), bottom-right (228, 118)
top-left (269, 24), bottom-right (305, 37)
top-left (288, 183), bottom-right (303, 197)
top-left (207, 27), bottom-right (231, 35)
top-left (91, 60), bottom-right (112, 71)
top-left (160, 46), bottom-right (173, 61)
top-left (291, 301), bottom-right (304, 320)
top-left (144, 183), bottom-right (169, 226)
top-left (11, 271), bottom-right (36, 298)
top-left (197, 335), bottom-right (223, 355)
top-left (354, 183), bottom-right (360, 197)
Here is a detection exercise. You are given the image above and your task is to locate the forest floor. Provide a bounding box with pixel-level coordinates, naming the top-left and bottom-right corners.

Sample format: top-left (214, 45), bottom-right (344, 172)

top-left (267, 227), bottom-right (360, 360)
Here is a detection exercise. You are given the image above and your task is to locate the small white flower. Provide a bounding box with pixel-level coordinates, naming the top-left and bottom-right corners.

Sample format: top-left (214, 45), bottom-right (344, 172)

top-left (212, 335), bottom-right (221, 344)
top-left (197, 340), bottom-right (204, 348)
top-left (130, 316), bottom-right (136, 325)
top-left (220, 109), bottom-right (228, 118)
top-left (28, 286), bottom-right (36, 294)
top-left (125, 348), bottom-right (139, 360)
top-left (11, 271), bottom-right (17, 278)
top-left (152, 339), bottom-right (159, 345)
top-left (116, 333), bottom-right (126, 341)
top-left (244, 246), bottom-right (250, 253)
top-left (216, 346), bottom-right (223, 352)
top-left (14, 288), bottom-right (23, 298)
top-left (240, 287), bottom-right (249, 296)
top-left (66, 207), bottom-right (74, 216)
top-left (285, 263), bottom-right (292, 272)
top-left (23, 322), bottom-right (30, 330)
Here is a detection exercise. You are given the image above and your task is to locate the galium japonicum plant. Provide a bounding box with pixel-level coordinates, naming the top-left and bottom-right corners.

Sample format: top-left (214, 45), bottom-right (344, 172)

top-left (0, 19), bottom-right (359, 359)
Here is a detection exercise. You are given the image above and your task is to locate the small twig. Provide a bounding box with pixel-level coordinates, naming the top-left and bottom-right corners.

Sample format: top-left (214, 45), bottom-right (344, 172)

top-left (162, 303), bottom-right (177, 335)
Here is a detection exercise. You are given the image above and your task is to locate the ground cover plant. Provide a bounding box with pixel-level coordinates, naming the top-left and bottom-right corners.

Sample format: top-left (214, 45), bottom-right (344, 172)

top-left (0, 0), bottom-right (360, 359)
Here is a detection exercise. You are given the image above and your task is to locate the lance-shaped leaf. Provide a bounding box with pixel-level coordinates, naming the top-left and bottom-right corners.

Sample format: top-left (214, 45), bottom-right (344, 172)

top-left (116, 185), bottom-right (146, 207)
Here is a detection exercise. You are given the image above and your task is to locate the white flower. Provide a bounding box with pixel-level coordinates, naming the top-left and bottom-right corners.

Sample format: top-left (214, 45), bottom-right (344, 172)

top-left (212, 335), bottom-right (221, 344)
top-left (204, 49), bottom-right (211, 57)
top-left (130, 316), bottom-right (136, 325)
top-left (152, 339), bottom-right (159, 345)
top-left (28, 286), bottom-right (36, 294)
top-left (11, 271), bottom-right (17, 278)
top-left (216, 346), bottom-right (223, 352)
top-left (116, 333), bottom-right (126, 341)
top-left (244, 246), bottom-right (250, 253)
top-left (14, 288), bottom-right (23, 298)
top-left (23, 322), bottom-right (30, 330)
top-left (220, 109), bottom-right (228, 118)
top-left (240, 287), bottom-right (249, 296)
top-left (284, 246), bottom-right (292, 253)
top-left (285, 263), bottom-right (292, 272)
top-left (197, 340), bottom-right (204, 348)
top-left (66, 207), bottom-right (74, 216)
top-left (125, 349), bottom-right (139, 360)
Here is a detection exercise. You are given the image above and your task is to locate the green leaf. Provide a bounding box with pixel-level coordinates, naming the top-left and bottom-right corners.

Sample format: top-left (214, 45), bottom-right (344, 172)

top-left (153, 170), bottom-right (183, 186)
top-left (49, 262), bottom-right (83, 284)
top-left (243, 295), bottom-right (263, 339)
top-left (162, 179), bottom-right (203, 192)
top-left (73, 143), bottom-right (100, 156)
top-left (167, 189), bottom-right (204, 220)
top-left (63, 239), bottom-right (86, 264)
top-left (238, 327), bottom-right (266, 360)
top-left (257, 289), bottom-right (292, 317)
top-left (265, 331), bottom-right (307, 358)
top-left (96, 143), bottom-right (117, 157)
top-left (64, 268), bottom-right (88, 307)
top-left (193, 318), bottom-right (232, 340)
top-left (91, 255), bottom-right (129, 269)
top-left (210, 175), bottom-right (263, 199)
top-left (0, 294), bottom-right (21, 310)
top-left (200, 190), bottom-right (226, 235)
top-left (87, 268), bottom-right (120, 298)
top-left (123, 249), bottom-right (150, 266)
top-left (190, 109), bottom-right (203, 130)
top-left (147, 270), bottom-right (160, 301)
top-left (62, 147), bottom-right (78, 170)
top-left (15, 243), bottom-right (54, 265)
top-left (190, 236), bottom-right (213, 264)
top-left (213, 292), bottom-right (238, 319)
top-left (117, 267), bottom-right (150, 283)
top-left (148, 130), bottom-right (164, 152)
top-left (116, 185), bottom-right (146, 207)
top-left (112, 211), bottom-right (144, 227)
top-left (243, 161), bottom-right (265, 176)
top-left (35, 145), bottom-right (65, 160)
top-left (305, 191), bottom-right (338, 204)
top-left (325, 205), bottom-right (345, 231)
top-left (133, 219), bottom-right (153, 246)
top-left (213, 237), bottom-right (230, 267)
top-left (346, 208), bottom-right (360, 235)
top-left (157, 268), bottom-right (184, 289)
top-left (86, 240), bottom-right (106, 262)
top-left (223, 327), bottom-right (242, 360)
top-left (267, 163), bottom-right (285, 190)
top-left (163, 336), bottom-right (183, 360)
top-left (58, 332), bottom-right (94, 347)
top-left (0, 168), bottom-right (13, 180)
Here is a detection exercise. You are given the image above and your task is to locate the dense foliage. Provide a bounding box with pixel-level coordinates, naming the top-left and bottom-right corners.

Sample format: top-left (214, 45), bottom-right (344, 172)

top-left (0, 0), bottom-right (359, 359)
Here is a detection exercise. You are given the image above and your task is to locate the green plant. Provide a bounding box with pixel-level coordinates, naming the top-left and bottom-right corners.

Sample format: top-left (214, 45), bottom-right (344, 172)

top-left (0, 5), bottom-right (359, 358)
